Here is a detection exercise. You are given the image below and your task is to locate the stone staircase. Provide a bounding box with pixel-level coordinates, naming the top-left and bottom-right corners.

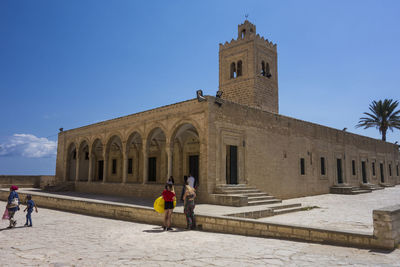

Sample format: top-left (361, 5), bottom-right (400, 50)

top-left (226, 203), bottom-right (304, 219)
top-left (211, 184), bottom-right (306, 218)
top-left (214, 184), bottom-right (282, 206)
top-left (380, 183), bottom-right (395, 187)
top-left (360, 183), bottom-right (384, 191)
top-left (330, 185), bottom-right (372, 194)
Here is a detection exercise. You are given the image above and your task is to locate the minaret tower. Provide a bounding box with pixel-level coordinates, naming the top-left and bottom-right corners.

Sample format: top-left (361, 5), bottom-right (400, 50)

top-left (218, 20), bottom-right (278, 113)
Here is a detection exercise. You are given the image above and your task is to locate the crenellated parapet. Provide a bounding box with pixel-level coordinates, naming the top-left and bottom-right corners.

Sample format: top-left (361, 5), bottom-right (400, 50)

top-left (219, 33), bottom-right (276, 51)
top-left (255, 34), bottom-right (277, 51)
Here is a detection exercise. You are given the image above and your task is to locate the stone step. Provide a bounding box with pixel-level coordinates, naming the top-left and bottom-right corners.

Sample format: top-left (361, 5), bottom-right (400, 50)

top-left (370, 186), bottom-right (385, 191)
top-left (330, 186), bottom-right (372, 194)
top-left (217, 184), bottom-right (255, 189)
top-left (244, 192), bottom-right (271, 197)
top-left (216, 189), bottom-right (261, 194)
top-left (361, 184), bottom-right (384, 191)
top-left (214, 184), bottom-right (285, 207)
top-left (380, 183), bottom-right (395, 187)
top-left (273, 206), bottom-right (305, 216)
top-left (247, 195), bottom-right (276, 201)
top-left (247, 199), bottom-right (282, 206)
top-left (268, 203), bottom-right (302, 210)
top-left (351, 189), bottom-right (372, 194)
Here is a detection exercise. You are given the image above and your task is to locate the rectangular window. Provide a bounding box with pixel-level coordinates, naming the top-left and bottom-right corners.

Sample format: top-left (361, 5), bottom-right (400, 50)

top-left (352, 160), bottom-right (356, 175)
top-left (389, 164), bottom-right (392, 176)
top-left (320, 157), bottom-right (326, 175)
top-left (112, 159), bottom-right (117, 174)
top-left (300, 158), bottom-right (305, 175)
top-left (128, 158), bottom-right (133, 174)
top-left (372, 162), bottom-right (376, 176)
top-left (397, 164), bottom-right (399, 176)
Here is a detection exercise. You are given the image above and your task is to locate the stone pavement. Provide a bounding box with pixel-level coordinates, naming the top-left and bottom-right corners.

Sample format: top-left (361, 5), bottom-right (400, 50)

top-left (1, 201), bottom-right (399, 266)
top-left (259, 186), bottom-right (400, 234)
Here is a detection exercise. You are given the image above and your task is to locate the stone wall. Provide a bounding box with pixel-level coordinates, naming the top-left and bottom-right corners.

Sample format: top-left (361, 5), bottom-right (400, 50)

top-left (209, 97), bottom-right (400, 199)
top-left (0, 175), bottom-right (56, 189)
top-left (373, 205), bottom-right (400, 249)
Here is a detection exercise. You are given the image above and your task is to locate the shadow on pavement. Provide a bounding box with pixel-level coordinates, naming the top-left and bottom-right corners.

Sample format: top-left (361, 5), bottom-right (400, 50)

top-left (0, 226), bottom-right (26, 231)
top-left (143, 227), bottom-right (187, 233)
top-left (143, 227), bottom-right (166, 233)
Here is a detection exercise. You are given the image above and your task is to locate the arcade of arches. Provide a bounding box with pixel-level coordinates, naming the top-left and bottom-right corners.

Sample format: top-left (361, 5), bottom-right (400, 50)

top-left (65, 123), bottom-right (201, 185)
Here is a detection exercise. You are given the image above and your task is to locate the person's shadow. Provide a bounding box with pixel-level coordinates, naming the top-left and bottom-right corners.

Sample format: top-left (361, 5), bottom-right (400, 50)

top-left (142, 227), bottom-right (187, 233)
top-left (142, 227), bottom-right (166, 233)
top-left (0, 226), bottom-right (26, 231)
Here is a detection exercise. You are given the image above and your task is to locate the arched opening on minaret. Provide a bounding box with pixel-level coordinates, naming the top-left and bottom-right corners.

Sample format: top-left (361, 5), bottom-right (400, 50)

top-left (230, 62), bottom-right (237, 78)
top-left (237, 60), bottom-right (242, 77)
top-left (241, 29), bottom-right (246, 39)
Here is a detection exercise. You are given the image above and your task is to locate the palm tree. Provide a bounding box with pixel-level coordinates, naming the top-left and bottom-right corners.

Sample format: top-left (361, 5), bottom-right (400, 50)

top-left (356, 99), bottom-right (400, 141)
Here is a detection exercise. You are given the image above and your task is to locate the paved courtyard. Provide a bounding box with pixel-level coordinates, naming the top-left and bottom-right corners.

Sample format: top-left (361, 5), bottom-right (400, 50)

top-left (1, 200), bottom-right (400, 266)
top-left (259, 186), bottom-right (400, 233)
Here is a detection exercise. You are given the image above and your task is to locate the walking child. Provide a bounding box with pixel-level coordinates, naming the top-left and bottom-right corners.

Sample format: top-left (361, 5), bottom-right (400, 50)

top-left (24, 195), bottom-right (38, 227)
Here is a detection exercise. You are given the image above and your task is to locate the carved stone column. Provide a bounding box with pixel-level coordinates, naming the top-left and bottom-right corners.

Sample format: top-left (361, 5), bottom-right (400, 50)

top-left (122, 152), bottom-right (127, 183)
top-left (75, 152), bottom-right (80, 182)
top-left (103, 151), bottom-right (108, 183)
top-left (142, 149), bottom-right (148, 184)
top-left (88, 147), bottom-right (93, 182)
top-left (166, 144), bottom-right (173, 181)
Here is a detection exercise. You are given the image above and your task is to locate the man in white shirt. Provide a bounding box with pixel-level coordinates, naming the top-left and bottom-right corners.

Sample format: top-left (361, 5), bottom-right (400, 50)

top-left (187, 174), bottom-right (195, 188)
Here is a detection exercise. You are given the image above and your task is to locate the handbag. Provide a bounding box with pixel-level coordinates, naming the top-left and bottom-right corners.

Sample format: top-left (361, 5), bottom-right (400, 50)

top-left (2, 208), bottom-right (9, 220)
top-left (8, 198), bottom-right (19, 208)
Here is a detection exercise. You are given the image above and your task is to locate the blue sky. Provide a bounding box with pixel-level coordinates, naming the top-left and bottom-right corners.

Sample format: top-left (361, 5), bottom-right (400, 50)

top-left (0, 0), bottom-right (399, 175)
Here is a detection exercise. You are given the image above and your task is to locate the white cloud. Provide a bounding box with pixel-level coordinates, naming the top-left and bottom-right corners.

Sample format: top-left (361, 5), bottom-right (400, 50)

top-left (0, 134), bottom-right (57, 158)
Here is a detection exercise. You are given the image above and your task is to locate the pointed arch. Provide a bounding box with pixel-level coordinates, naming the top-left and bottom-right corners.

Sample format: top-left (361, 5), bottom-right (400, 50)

top-left (66, 142), bottom-right (77, 181)
top-left (77, 140), bottom-right (89, 181)
top-left (105, 135), bottom-right (123, 183)
top-left (170, 123), bottom-right (200, 185)
top-left (146, 127), bottom-right (167, 183)
top-left (237, 60), bottom-right (242, 77)
top-left (126, 131), bottom-right (143, 183)
top-left (91, 138), bottom-right (104, 182)
top-left (230, 62), bottom-right (236, 79)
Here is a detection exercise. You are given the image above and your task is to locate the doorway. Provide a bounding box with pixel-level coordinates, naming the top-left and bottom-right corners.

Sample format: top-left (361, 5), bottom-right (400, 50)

top-left (361, 161), bottom-right (367, 183)
top-left (98, 160), bottom-right (104, 181)
top-left (189, 155), bottom-right (199, 186)
top-left (336, 158), bottom-right (343, 184)
top-left (226, 145), bottom-right (238, 184)
top-left (148, 157), bottom-right (156, 182)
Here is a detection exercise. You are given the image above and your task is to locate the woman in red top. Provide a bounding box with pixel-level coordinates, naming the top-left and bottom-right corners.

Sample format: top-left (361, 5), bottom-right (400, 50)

top-left (162, 183), bottom-right (175, 231)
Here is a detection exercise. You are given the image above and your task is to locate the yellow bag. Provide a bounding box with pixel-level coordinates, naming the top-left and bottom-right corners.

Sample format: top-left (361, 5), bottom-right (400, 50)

top-left (153, 196), bottom-right (176, 213)
top-left (154, 196), bottom-right (165, 213)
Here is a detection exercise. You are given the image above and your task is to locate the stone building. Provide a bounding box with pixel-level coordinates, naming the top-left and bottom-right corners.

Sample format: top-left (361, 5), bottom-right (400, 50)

top-left (55, 20), bottom-right (400, 202)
